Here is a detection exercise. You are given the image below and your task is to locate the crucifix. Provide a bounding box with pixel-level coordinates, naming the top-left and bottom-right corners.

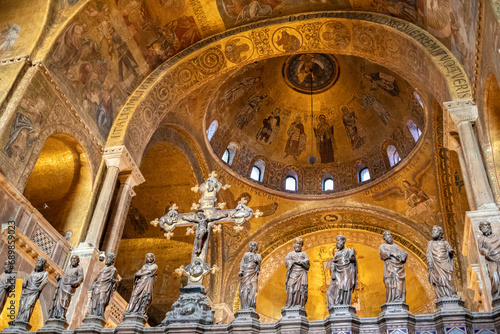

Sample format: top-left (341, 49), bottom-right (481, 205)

top-left (150, 171), bottom-right (262, 286)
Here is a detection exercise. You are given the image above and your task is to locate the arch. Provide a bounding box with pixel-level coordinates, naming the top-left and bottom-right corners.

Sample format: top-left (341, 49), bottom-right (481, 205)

top-left (222, 142), bottom-right (238, 166)
top-left (355, 161), bottom-right (371, 183)
top-left (284, 171), bottom-right (298, 192)
top-left (250, 159), bottom-right (266, 182)
top-left (484, 73), bottom-right (500, 198)
top-left (105, 12), bottom-right (471, 162)
top-left (22, 133), bottom-right (93, 247)
top-left (206, 120), bottom-right (219, 142)
top-left (281, 166), bottom-right (303, 192)
top-left (248, 156), bottom-right (270, 183)
top-left (322, 172), bottom-right (334, 191)
top-left (407, 119), bottom-right (422, 142)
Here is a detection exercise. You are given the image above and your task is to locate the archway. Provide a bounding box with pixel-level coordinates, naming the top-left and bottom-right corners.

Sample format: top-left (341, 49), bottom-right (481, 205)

top-left (23, 133), bottom-right (92, 247)
top-left (485, 74), bottom-right (500, 195)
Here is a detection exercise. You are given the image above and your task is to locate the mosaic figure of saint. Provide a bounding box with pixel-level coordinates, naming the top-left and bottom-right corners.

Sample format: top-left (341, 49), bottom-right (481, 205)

top-left (256, 107), bottom-right (281, 144)
top-left (314, 114), bottom-right (335, 163)
top-left (356, 91), bottom-right (391, 125)
top-left (402, 180), bottom-right (429, 208)
top-left (234, 92), bottom-right (268, 129)
top-left (363, 72), bottom-right (400, 96)
top-left (285, 116), bottom-right (306, 158)
top-left (341, 105), bottom-right (365, 150)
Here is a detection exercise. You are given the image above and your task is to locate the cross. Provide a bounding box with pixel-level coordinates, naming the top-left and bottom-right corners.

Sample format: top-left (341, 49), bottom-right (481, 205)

top-left (150, 172), bottom-right (262, 285)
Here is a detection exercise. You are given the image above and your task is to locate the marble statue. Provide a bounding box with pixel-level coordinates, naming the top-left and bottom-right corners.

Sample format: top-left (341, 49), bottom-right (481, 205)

top-left (285, 238), bottom-right (310, 308)
top-left (125, 253), bottom-right (158, 316)
top-left (427, 225), bottom-right (457, 299)
top-left (327, 235), bottom-right (357, 308)
top-left (47, 255), bottom-right (84, 321)
top-left (0, 260), bottom-right (15, 317)
top-left (88, 253), bottom-right (118, 318)
top-left (379, 230), bottom-right (407, 303)
top-left (479, 221), bottom-right (500, 300)
top-left (238, 241), bottom-right (261, 310)
top-left (15, 257), bottom-right (48, 323)
top-left (182, 210), bottom-right (228, 256)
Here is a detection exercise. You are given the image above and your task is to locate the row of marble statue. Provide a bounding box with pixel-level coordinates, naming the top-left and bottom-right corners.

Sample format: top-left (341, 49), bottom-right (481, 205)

top-left (2, 222), bottom-right (500, 329)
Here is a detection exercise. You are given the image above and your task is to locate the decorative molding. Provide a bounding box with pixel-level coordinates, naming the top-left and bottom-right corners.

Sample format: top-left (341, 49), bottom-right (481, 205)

top-left (443, 99), bottom-right (478, 124)
top-left (103, 145), bottom-right (145, 186)
top-left (0, 55), bottom-right (30, 66)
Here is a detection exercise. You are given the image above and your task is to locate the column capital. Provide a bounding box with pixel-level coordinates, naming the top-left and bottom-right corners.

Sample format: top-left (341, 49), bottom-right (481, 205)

top-left (103, 145), bottom-right (145, 186)
top-left (443, 99), bottom-right (478, 125)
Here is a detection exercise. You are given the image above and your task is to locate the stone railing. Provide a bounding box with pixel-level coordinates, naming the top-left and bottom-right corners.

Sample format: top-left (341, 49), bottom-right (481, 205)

top-left (0, 173), bottom-right (72, 268)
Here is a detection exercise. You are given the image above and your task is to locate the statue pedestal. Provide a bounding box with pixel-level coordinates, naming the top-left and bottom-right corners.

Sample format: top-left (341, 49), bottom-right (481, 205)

top-left (228, 309), bottom-right (260, 333)
top-left (162, 285), bottom-right (214, 326)
top-left (378, 302), bottom-right (415, 334)
top-left (114, 314), bottom-right (147, 334)
top-left (434, 297), bottom-right (471, 334)
top-left (324, 306), bottom-right (360, 334)
top-left (276, 306), bottom-right (308, 334)
top-left (75, 315), bottom-right (106, 334)
top-left (3, 320), bottom-right (32, 333)
top-left (38, 318), bottom-right (69, 333)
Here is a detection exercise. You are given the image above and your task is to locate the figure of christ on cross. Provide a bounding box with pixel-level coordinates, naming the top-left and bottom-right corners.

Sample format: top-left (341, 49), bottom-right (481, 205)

top-left (183, 210), bottom-right (228, 257)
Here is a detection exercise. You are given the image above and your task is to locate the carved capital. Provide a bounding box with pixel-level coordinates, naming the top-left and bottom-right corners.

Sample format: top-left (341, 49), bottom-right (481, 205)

top-left (443, 99), bottom-right (478, 125)
top-left (103, 146), bottom-right (145, 185)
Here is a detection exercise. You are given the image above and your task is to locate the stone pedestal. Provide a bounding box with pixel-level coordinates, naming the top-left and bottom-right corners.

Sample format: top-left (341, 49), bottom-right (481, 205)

top-left (38, 318), bottom-right (69, 334)
top-left (75, 315), bottom-right (106, 334)
top-left (324, 306), bottom-right (360, 334)
top-left (276, 307), bottom-right (308, 334)
top-left (162, 285), bottom-right (214, 326)
top-left (433, 297), bottom-right (471, 334)
top-left (164, 323), bottom-right (207, 334)
top-left (3, 320), bottom-right (32, 333)
top-left (114, 314), bottom-right (147, 334)
top-left (378, 302), bottom-right (415, 334)
top-left (228, 309), bottom-right (260, 333)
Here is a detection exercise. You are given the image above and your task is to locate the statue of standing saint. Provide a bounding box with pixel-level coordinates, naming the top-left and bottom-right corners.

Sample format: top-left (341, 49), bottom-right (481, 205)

top-left (379, 230), bottom-right (407, 303)
top-left (238, 241), bottom-right (261, 310)
top-left (87, 253), bottom-right (119, 318)
top-left (182, 210), bottom-right (228, 256)
top-left (0, 260), bottom-right (15, 317)
top-left (327, 235), bottom-right (357, 308)
top-left (14, 257), bottom-right (48, 324)
top-left (427, 225), bottom-right (457, 299)
top-left (125, 253), bottom-right (158, 317)
top-left (478, 221), bottom-right (500, 302)
top-left (285, 238), bottom-right (310, 308)
top-left (47, 255), bottom-right (84, 321)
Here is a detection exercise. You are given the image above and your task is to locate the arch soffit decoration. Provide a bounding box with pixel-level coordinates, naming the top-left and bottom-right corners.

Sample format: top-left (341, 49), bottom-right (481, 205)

top-left (103, 12), bottom-right (472, 164)
top-left (221, 205), bottom-right (430, 303)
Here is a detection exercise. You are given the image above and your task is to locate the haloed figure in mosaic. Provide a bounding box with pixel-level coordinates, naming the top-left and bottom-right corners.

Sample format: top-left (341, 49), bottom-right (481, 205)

top-left (88, 253), bottom-right (119, 318)
top-left (125, 253), bottom-right (158, 317)
top-left (327, 235), bottom-right (357, 308)
top-left (379, 230), bottom-right (407, 303)
top-left (48, 255), bottom-right (84, 321)
top-left (285, 238), bottom-right (310, 308)
top-left (239, 241), bottom-right (261, 310)
top-left (479, 221), bottom-right (500, 300)
top-left (16, 257), bottom-right (48, 323)
top-left (427, 225), bottom-right (457, 299)
top-left (0, 260), bottom-right (15, 317)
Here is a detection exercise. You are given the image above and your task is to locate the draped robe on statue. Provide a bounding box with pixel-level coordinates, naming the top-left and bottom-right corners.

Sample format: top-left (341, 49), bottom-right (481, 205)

top-left (89, 266), bottom-right (118, 317)
top-left (426, 240), bottom-right (456, 298)
top-left (126, 263), bottom-right (158, 315)
top-left (0, 271), bottom-right (15, 316)
top-left (48, 265), bottom-right (84, 320)
top-left (379, 243), bottom-right (407, 302)
top-left (16, 270), bottom-right (48, 322)
top-left (327, 247), bottom-right (357, 308)
top-left (479, 233), bottom-right (500, 298)
top-left (285, 251), bottom-right (310, 307)
top-left (239, 252), bottom-right (261, 309)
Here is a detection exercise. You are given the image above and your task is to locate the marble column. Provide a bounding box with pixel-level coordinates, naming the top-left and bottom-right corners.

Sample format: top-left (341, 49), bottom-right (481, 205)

top-left (444, 99), bottom-right (497, 210)
top-left (103, 171), bottom-right (140, 255)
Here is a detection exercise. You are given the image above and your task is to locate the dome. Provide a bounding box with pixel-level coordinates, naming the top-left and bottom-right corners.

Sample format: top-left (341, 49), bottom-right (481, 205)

top-left (206, 53), bottom-right (426, 195)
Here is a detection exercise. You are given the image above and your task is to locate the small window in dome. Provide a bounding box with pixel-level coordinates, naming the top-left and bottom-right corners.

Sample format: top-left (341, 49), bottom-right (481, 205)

top-left (407, 120), bottom-right (422, 142)
top-left (387, 145), bottom-right (401, 167)
top-left (206, 120), bottom-right (218, 142)
top-left (285, 176), bottom-right (297, 191)
top-left (222, 149), bottom-right (229, 163)
top-left (323, 178), bottom-right (334, 191)
top-left (413, 91), bottom-right (424, 108)
top-left (359, 168), bottom-right (370, 182)
top-left (250, 166), bottom-right (261, 181)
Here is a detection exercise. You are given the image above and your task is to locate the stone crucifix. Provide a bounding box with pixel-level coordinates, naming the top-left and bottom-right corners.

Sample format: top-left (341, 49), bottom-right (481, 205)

top-left (151, 171), bottom-right (261, 285)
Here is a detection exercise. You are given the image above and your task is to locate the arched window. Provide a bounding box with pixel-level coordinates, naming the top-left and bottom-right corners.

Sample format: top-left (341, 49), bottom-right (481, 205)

top-left (407, 120), bottom-right (422, 142)
top-left (222, 149), bottom-right (230, 163)
top-left (284, 170), bottom-right (298, 191)
top-left (386, 145), bottom-right (401, 167)
top-left (222, 142), bottom-right (238, 165)
top-left (206, 120), bottom-right (218, 142)
top-left (356, 162), bottom-right (370, 183)
top-left (323, 178), bottom-right (334, 191)
top-left (250, 159), bottom-right (265, 182)
top-left (413, 91), bottom-right (424, 108)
